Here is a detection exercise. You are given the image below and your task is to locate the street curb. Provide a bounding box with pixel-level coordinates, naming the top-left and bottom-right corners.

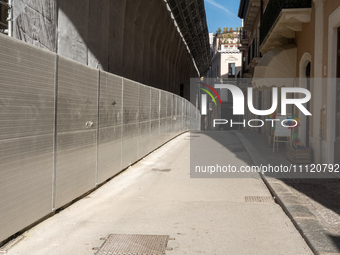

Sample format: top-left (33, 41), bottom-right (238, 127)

top-left (232, 130), bottom-right (340, 255)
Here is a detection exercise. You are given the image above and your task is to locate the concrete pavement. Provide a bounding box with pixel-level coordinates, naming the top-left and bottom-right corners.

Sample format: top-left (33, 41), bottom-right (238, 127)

top-left (4, 132), bottom-right (312, 255)
top-left (234, 130), bottom-right (340, 255)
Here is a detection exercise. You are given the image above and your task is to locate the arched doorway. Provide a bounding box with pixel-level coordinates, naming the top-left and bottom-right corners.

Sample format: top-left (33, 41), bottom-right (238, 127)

top-left (299, 53), bottom-right (312, 148)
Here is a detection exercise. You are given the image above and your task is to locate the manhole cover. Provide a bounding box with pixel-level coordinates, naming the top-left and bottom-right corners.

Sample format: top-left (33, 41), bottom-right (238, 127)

top-left (245, 196), bottom-right (274, 203)
top-left (95, 234), bottom-right (170, 255)
top-left (152, 168), bottom-right (171, 172)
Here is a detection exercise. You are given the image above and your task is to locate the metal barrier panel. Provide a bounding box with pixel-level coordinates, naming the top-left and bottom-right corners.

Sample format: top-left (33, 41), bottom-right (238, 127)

top-left (177, 96), bottom-right (182, 133)
top-left (150, 88), bottom-right (160, 150)
top-left (186, 100), bottom-right (190, 130)
top-left (192, 107), bottom-right (196, 130)
top-left (122, 79), bottom-right (139, 168)
top-left (172, 94), bottom-right (177, 135)
top-left (138, 84), bottom-right (151, 158)
top-left (159, 91), bottom-right (167, 145)
top-left (183, 100), bottom-right (186, 131)
top-left (55, 56), bottom-right (99, 209)
top-left (0, 34), bottom-right (201, 244)
top-left (178, 97), bottom-right (182, 132)
top-left (183, 100), bottom-right (185, 131)
top-left (190, 105), bottom-right (195, 130)
top-left (0, 34), bottom-right (56, 242)
top-left (98, 71), bottom-right (123, 184)
top-left (166, 92), bottom-right (173, 140)
top-left (181, 98), bottom-right (185, 132)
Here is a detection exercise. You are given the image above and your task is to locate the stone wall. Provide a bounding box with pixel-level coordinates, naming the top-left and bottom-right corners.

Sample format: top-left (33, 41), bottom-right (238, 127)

top-left (13, 0), bottom-right (57, 51)
top-left (12, 0), bottom-right (198, 99)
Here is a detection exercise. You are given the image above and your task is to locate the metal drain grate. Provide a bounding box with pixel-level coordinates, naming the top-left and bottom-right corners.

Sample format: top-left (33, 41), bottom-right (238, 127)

top-left (245, 196), bottom-right (274, 203)
top-left (95, 234), bottom-right (170, 255)
top-left (152, 168), bottom-right (171, 172)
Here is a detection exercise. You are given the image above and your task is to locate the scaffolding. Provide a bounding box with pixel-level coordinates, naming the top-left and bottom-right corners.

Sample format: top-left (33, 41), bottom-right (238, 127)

top-left (166, 0), bottom-right (211, 76)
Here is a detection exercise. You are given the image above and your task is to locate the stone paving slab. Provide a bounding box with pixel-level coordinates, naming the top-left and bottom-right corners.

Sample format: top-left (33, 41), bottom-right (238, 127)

top-left (233, 130), bottom-right (340, 255)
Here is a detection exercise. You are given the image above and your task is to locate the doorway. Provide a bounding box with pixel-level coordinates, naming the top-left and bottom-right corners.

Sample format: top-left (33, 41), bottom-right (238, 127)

top-left (335, 27), bottom-right (340, 164)
top-left (298, 52), bottom-right (312, 148)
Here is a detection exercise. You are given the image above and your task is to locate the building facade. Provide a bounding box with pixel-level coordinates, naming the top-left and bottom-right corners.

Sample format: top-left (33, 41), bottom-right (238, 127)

top-left (202, 29), bottom-right (243, 131)
top-left (238, 0), bottom-right (340, 164)
top-left (0, 0), bottom-right (211, 100)
top-left (207, 29), bottom-right (242, 80)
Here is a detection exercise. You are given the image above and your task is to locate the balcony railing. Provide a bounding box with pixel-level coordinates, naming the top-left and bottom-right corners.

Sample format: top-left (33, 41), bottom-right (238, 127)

top-left (239, 28), bottom-right (248, 41)
top-left (246, 37), bottom-right (261, 67)
top-left (260, 0), bottom-right (312, 46)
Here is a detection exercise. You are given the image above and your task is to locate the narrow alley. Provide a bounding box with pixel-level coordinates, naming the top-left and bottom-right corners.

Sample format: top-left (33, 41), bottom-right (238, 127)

top-left (5, 132), bottom-right (312, 255)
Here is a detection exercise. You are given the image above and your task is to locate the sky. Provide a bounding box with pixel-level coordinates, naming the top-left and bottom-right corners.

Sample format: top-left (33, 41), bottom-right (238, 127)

top-left (204, 0), bottom-right (242, 33)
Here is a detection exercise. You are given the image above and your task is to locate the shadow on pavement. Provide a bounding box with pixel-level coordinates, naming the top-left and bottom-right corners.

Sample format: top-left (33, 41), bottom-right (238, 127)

top-left (189, 131), bottom-right (254, 167)
top-left (190, 130), bottom-right (340, 238)
top-left (329, 235), bottom-right (340, 251)
top-left (236, 130), bottom-right (340, 237)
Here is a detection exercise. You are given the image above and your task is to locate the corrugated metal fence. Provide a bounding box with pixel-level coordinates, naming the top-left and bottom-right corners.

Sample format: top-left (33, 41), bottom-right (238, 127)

top-left (0, 34), bottom-right (201, 243)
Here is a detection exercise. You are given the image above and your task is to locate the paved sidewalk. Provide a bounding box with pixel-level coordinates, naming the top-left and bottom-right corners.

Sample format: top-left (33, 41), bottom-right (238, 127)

top-left (3, 132), bottom-right (312, 255)
top-left (234, 130), bottom-right (340, 255)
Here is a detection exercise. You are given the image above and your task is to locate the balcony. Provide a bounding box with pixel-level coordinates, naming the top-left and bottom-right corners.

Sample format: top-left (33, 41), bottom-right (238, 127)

top-left (245, 37), bottom-right (261, 73)
top-left (239, 28), bottom-right (249, 51)
top-left (260, 0), bottom-right (312, 54)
